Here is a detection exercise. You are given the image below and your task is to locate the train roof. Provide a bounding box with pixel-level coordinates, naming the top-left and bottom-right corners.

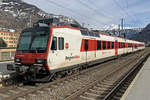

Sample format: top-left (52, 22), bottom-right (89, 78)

top-left (33, 18), bottom-right (82, 29)
top-left (50, 26), bottom-right (144, 44)
top-left (23, 25), bottom-right (144, 44)
top-left (21, 27), bottom-right (50, 33)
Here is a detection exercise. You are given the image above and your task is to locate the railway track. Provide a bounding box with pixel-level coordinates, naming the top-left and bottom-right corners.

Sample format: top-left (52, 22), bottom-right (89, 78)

top-left (64, 49), bottom-right (150, 100)
top-left (0, 49), bottom-right (149, 100)
top-left (103, 53), bottom-right (147, 100)
top-left (69, 50), bottom-right (150, 100)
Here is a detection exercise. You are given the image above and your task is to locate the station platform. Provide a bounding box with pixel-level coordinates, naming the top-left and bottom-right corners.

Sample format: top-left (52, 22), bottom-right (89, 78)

top-left (122, 56), bottom-right (150, 100)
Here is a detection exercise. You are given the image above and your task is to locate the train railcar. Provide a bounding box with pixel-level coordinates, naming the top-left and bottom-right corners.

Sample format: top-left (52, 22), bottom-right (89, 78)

top-left (7, 24), bottom-right (145, 81)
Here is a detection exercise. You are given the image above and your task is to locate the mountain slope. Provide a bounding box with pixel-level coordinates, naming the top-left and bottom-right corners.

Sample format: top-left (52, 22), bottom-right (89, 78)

top-left (0, 0), bottom-right (78, 32)
top-left (136, 24), bottom-right (150, 43)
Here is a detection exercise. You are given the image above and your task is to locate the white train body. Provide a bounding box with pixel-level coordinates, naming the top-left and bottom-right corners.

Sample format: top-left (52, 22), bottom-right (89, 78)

top-left (13, 26), bottom-right (145, 80)
top-left (47, 26), bottom-right (144, 72)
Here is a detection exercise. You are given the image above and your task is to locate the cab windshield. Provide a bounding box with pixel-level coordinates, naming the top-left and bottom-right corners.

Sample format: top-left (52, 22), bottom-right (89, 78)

top-left (17, 28), bottom-right (50, 53)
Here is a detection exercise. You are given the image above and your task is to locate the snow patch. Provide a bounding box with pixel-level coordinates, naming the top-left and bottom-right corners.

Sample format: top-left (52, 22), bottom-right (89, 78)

top-left (1, 2), bottom-right (9, 5)
top-left (101, 24), bottom-right (118, 30)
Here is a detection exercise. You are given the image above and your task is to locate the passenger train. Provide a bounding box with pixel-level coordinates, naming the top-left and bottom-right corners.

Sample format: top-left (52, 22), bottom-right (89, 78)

top-left (7, 19), bottom-right (145, 81)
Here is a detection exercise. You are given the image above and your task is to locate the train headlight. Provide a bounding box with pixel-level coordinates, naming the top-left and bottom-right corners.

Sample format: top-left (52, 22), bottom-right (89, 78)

top-left (15, 58), bottom-right (21, 63)
top-left (35, 59), bottom-right (47, 64)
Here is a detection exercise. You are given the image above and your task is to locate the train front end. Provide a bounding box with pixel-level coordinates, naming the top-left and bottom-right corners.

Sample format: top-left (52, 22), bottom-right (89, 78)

top-left (7, 27), bottom-right (51, 81)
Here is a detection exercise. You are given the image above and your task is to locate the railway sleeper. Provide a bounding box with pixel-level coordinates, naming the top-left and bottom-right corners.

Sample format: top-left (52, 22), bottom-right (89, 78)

top-left (93, 86), bottom-right (111, 91)
top-left (79, 95), bottom-right (96, 100)
top-left (116, 92), bottom-right (123, 96)
top-left (84, 92), bottom-right (100, 97)
top-left (113, 96), bottom-right (121, 100)
top-left (89, 89), bottom-right (104, 94)
top-left (97, 83), bottom-right (114, 87)
top-left (0, 93), bottom-right (9, 98)
top-left (9, 89), bottom-right (20, 94)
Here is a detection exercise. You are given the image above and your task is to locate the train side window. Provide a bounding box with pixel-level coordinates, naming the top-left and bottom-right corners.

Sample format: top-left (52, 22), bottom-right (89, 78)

top-left (112, 42), bottom-right (114, 49)
top-left (103, 41), bottom-right (106, 49)
top-left (51, 37), bottom-right (57, 50)
top-left (108, 41), bottom-right (110, 49)
top-left (130, 43), bottom-right (131, 47)
top-left (119, 42), bottom-right (121, 48)
top-left (128, 43), bottom-right (132, 47)
top-left (58, 37), bottom-right (64, 50)
top-left (120, 42), bottom-right (122, 48)
top-left (81, 30), bottom-right (88, 36)
top-left (115, 42), bottom-right (118, 48)
top-left (124, 43), bottom-right (126, 48)
top-left (97, 40), bottom-right (101, 50)
top-left (84, 40), bottom-right (88, 51)
top-left (123, 43), bottom-right (125, 48)
top-left (95, 33), bottom-right (100, 37)
top-left (135, 44), bottom-right (137, 48)
top-left (88, 32), bottom-right (95, 36)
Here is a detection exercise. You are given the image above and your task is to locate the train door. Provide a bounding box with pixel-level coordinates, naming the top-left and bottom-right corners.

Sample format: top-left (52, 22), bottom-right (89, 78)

top-left (50, 36), bottom-right (65, 68)
top-left (95, 39), bottom-right (97, 58)
top-left (50, 36), bottom-right (59, 67)
top-left (93, 39), bottom-right (97, 58)
top-left (124, 39), bottom-right (127, 54)
top-left (115, 40), bottom-right (118, 56)
top-left (88, 39), bottom-right (97, 58)
top-left (132, 43), bottom-right (134, 52)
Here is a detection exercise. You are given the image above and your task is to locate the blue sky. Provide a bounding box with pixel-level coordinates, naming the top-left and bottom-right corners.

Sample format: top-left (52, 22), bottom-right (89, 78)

top-left (24, 0), bottom-right (150, 29)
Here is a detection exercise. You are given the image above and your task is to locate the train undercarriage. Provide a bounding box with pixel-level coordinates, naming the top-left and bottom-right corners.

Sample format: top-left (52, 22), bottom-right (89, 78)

top-left (7, 56), bottom-right (117, 83)
top-left (7, 63), bottom-right (84, 83)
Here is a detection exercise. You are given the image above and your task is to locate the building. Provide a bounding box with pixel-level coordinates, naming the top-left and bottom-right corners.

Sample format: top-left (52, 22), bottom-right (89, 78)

top-left (0, 31), bottom-right (20, 47)
top-left (0, 48), bottom-right (16, 61)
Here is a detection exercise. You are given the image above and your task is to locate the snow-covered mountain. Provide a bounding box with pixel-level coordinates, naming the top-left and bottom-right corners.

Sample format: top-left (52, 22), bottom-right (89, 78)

top-left (100, 24), bottom-right (118, 30)
top-left (134, 24), bottom-right (150, 43)
top-left (0, 0), bottom-right (79, 32)
top-left (100, 24), bottom-right (144, 40)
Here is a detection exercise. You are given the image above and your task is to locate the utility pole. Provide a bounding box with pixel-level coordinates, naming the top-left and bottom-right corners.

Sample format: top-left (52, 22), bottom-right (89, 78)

top-left (118, 24), bottom-right (120, 36)
top-left (121, 18), bottom-right (126, 38)
top-left (82, 23), bottom-right (85, 27)
top-left (121, 18), bottom-right (123, 31)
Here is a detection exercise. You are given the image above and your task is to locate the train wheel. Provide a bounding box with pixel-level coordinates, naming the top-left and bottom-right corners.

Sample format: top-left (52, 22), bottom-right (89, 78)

top-left (74, 68), bottom-right (80, 74)
top-left (67, 70), bottom-right (73, 76)
top-left (52, 73), bottom-right (62, 81)
top-left (3, 79), bottom-right (14, 86)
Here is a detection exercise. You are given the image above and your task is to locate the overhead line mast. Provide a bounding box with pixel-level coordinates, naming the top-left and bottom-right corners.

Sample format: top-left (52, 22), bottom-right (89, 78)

top-left (121, 18), bottom-right (126, 38)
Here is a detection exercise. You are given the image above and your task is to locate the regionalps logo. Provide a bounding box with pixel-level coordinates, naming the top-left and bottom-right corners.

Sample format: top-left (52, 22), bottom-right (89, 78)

top-left (65, 56), bottom-right (80, 60)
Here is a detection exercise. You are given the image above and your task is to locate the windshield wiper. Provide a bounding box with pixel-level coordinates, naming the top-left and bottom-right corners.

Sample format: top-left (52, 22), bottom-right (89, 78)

top-left (31, 47), bottom-right (46, 53)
